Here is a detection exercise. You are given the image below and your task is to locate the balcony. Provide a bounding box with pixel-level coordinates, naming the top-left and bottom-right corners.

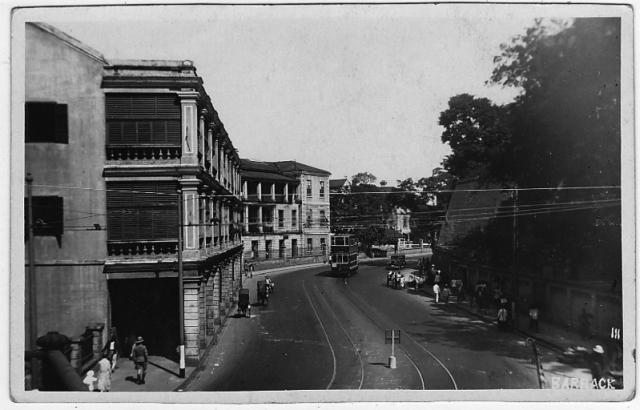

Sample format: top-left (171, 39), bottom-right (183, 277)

top-left (107, 240), bottom-right (178, 257)
top-left (106, 145), bottom-right (181, 161)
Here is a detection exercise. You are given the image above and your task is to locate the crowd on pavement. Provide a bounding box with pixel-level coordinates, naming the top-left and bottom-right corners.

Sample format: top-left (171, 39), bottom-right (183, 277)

top-left (387, 255), bottom-right (625, 389)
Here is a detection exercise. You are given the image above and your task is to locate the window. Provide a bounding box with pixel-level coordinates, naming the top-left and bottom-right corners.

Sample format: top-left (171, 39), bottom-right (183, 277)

top-left (278, 209), bottom-right (284, 228)
top-left (307, 238), bottom-right (313, 252)
top-left (403, 216), bottom-right (409, 228)
top-left (291, 209), bottom-right (297, 228)
top-left (320, 210), bottom-right (327, 226)
top-left (25, 102), bottom-right (68, 143)
top-left (320, 238), bottom-right (326, 254)
top-left (25, 196), bottom-right (63, 237)
top-left (107, 181), bottom-right (178, 241)
top-left (306, 179), bottom-right (312, 197)
top-left (319, 181), bottom-right (325, 198)
top-left (106, 94), bottom-right (180, 146)
top-left (306, 210), bottom-right (313, 227)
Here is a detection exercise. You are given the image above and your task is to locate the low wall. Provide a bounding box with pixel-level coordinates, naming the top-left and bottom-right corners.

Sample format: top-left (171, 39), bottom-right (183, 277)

top-left (436, 254), bottom-right (622, 338)
top-left (251, 255), bottom-right (328, 272)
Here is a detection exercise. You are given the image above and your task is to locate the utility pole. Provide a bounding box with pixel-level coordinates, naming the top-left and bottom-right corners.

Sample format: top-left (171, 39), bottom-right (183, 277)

top-left (177, 189), bottom-right (185, 378)
top-left (25, 173), bottom-right (39, 389)
top-left (512, 187), bottom-right (519, 330)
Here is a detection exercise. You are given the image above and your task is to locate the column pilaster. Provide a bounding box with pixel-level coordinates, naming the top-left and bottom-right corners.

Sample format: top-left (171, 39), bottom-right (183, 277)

top-left (178, 91), bottom-right (199, 166)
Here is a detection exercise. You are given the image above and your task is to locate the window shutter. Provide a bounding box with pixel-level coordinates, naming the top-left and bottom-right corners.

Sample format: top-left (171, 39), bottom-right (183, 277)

top-left (107, 181), bottom-right (178, 241)
top-left (54, 104), bottom-right (68, 143)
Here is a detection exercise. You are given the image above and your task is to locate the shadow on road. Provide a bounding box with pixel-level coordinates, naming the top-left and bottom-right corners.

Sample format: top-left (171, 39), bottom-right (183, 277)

top-left (149, 360), bottom-right (180, 377)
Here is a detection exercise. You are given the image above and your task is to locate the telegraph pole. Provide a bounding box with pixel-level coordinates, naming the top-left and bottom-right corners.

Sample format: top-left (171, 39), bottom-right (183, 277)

top-left (511, 187), bottom-right (519, 330)
top-left (177, 189), bottom-right (185, 378)
top-left (25, 173), bottom-right (39, 389)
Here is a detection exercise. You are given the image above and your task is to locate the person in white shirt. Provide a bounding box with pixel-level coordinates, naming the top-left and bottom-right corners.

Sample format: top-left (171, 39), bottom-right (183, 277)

top-left (433, 283), bottom-right (441, 303)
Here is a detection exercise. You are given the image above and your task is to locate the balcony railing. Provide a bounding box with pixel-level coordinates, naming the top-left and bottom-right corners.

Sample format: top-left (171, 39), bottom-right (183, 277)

top-left (107, 240), bottom-right (178, 256)
top-left (107, 145), bottom-right (181, 160)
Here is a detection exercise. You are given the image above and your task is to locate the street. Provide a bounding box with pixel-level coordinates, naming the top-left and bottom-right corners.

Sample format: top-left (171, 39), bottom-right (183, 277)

top-left (186, 260), bottom-right (549, 391)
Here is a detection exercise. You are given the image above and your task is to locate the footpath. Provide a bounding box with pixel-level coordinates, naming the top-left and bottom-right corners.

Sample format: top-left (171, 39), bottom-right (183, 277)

top-left (106, 262), bottom-right (323, 392)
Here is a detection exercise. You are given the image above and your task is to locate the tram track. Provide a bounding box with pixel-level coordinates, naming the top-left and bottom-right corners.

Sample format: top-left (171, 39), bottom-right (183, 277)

top-left (341, 280), bottom-right (457, 390)
top-left (302, 280), bottom-right (337, 390)
top-left (312, 283), bottom-right (365, 390)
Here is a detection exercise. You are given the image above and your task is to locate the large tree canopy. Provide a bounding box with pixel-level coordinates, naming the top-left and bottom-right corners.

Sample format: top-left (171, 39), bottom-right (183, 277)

top-left (438, 93), bottom-right (512, 181)
top-left (438, 18), bottom-right (621, 279)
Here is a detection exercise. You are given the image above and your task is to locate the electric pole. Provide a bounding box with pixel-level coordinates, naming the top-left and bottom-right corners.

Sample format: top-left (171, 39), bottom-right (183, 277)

top-left (177, 189), bottom-right (185, 378)
top-left (26, 173), bottom-right (39, 389)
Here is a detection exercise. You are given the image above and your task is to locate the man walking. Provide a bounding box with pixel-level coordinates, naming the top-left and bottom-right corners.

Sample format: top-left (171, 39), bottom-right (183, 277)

top-left (130, 336), bottom-right (148, 385)
top-left (433, 282), bottom-right (441, 303)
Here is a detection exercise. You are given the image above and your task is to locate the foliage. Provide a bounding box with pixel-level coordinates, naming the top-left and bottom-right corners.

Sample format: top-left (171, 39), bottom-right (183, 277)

top-left (351, 172), bottom-right (377, 186)
top-left (438, 94), bottom-right (512, 182)
top-left (439, 18), bottom-right (621, 279)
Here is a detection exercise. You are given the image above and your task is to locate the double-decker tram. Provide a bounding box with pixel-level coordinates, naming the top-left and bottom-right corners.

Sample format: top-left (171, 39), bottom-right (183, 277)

top-left (330, 234), bottom-right (359, 275)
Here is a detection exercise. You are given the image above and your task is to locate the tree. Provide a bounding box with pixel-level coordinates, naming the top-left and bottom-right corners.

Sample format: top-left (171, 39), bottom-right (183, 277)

top-left (438, 94), bottom-right (512, 182)
top-left (439, 18), bottom-right (622, 279)
top-left (351, 172), bottom-right (377, 186)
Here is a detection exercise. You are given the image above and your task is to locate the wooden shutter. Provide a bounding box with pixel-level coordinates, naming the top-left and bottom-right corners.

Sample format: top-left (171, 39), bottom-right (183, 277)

top-left (54, 104), bottom-right (68, 143)
top-left (107, 181), bottom-right (178, 241)
top-left (106, 94), bottom-right (181, 146)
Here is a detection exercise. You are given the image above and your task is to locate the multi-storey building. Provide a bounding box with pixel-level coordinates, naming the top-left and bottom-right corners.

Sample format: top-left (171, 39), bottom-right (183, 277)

top-left (103, 60), bottom-right (244, 364)
top-left (240, 160), bottom-right (331, 261)
top-left (24, 22), bottom-right (109, 360)
top-left (23, 23), bottom-right (243, 375)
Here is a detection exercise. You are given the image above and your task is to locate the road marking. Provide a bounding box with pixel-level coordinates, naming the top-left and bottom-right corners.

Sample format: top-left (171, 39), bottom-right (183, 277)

top-left (302, 280), bottom-right (337, 390)
top-left (313, 283), bottom-right (365, 390)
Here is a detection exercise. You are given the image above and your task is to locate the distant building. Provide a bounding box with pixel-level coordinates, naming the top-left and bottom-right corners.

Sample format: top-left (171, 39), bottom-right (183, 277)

top-left (388, 207), bottom-right (411, 239)
top-left (241, 160), bottom-right (331, 261)
top-left (329, 178), bottom-right (350, 193)
top-left (24, 23), bottom-right (243, 379)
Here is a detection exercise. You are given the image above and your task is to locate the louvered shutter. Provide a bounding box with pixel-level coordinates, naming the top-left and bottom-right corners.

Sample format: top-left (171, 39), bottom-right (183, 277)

top-left (107, 181), bottom-right (178, 241)
top-left (106, 94), bottom-right (181, 145)
top-left (54, 104), bottom-right (68, 143)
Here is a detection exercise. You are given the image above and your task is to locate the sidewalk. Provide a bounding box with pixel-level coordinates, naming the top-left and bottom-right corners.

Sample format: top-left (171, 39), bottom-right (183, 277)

top-left (419, 285), bottom-right (607, 353)
top-left (105, 355), bottom-right (195, 392)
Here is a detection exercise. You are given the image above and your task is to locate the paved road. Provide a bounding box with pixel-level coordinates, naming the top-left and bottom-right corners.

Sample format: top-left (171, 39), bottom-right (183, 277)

top-left (186, 261), bottom-right (546, 391)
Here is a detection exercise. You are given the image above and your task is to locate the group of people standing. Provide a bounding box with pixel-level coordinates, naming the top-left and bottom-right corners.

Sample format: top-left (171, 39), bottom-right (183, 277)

top-left (82, 328), bottom-right (149, 392)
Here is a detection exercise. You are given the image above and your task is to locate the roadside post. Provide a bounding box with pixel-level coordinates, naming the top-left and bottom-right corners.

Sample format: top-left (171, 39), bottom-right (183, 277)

top-left (385, 329), bottom-right (401, 369)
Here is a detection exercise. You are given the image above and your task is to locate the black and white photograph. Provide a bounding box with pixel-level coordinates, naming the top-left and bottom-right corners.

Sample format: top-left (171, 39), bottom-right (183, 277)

top-left (5, 0), bottom-right (636, 405)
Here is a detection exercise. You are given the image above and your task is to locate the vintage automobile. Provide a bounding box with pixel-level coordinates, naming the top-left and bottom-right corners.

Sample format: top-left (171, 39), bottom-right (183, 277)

top-left (387, 253), bottom-right (406, 269)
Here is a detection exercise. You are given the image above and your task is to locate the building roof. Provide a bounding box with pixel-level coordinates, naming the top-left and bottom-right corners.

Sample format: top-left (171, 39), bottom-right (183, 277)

top-left (240, 170), bottom-right (298, 183)
top-left (240, 158), bottom-right (329, 181)
top-left (240, 159), bottom-right (281, 173)
top-left (29, 22), bottom-right (107, 64)
top-left (329, 178), bottom-right (348, 189)
top-left (272, 161), bottom-right (331, 176)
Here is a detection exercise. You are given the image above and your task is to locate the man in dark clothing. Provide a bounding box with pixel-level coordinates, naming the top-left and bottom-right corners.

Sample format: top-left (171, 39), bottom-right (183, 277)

top-left (130, 336), bottom-right (148, 385)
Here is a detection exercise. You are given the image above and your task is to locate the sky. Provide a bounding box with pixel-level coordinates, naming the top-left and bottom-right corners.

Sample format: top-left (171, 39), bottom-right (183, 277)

top-left (27, 4), bottom-right (539, 185)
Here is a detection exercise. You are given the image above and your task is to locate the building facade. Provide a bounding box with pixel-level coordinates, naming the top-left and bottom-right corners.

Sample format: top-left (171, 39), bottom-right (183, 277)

top-left (24, 23), bottom-right (244, 375)
top-left (241, 160), bottom-right (331, 262)
top-left (24, 22), bottom-right (110, 359)
top-left (103, 60), bottom-right (244, 364)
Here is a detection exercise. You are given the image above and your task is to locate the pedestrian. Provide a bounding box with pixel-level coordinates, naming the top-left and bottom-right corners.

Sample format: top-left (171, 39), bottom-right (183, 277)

top-left (387, 270), bottom-right (394, 287)
top-left (433, 282), bottom-right (441, 303)
top-left (97, 353), bottom-right (112, 392)
top-left (497, 307), bottom-right (508, 330)
top-left (457, 280), bottom-right (465, 302)
top-left (434, 270), bottom-right (441, 285)
top-left (105, 327), bottom-right (118, 371)
top-left (442, 285), bottom-right (450, 304)
top-left (82, 370), bottom-right (97, 392)
top-left (579, 303), bottom-right (593, 340)
top-left (130, 336), bottom-right (148, 385)
top-left (528, 304), bottom-right (540, 332)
